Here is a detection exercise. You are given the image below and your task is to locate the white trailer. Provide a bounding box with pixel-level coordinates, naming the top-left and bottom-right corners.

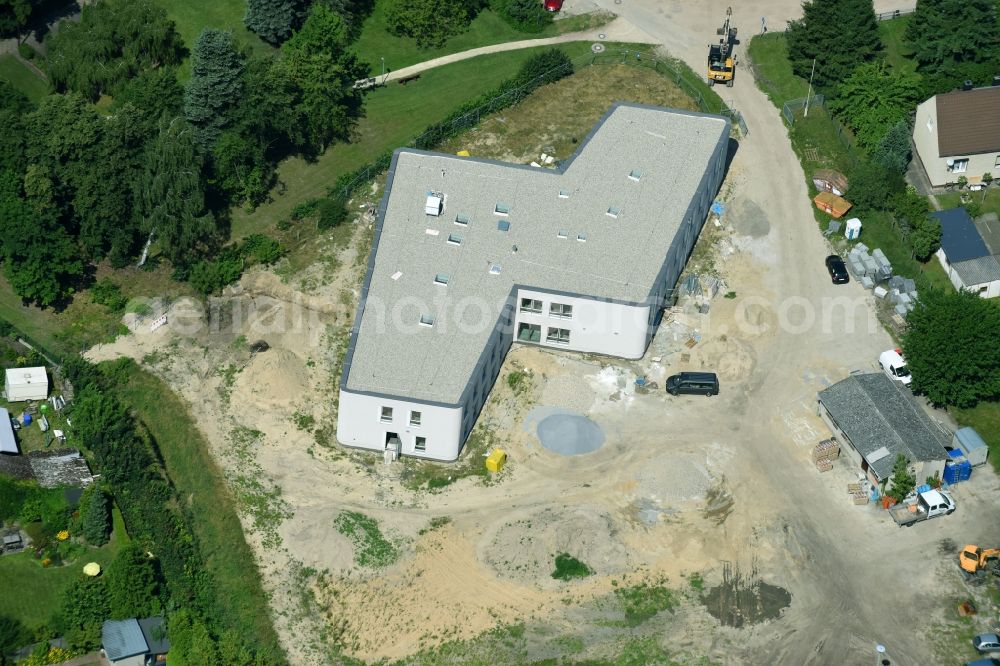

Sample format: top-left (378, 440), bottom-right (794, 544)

top-left (5, 367), bottom-right (48, 402)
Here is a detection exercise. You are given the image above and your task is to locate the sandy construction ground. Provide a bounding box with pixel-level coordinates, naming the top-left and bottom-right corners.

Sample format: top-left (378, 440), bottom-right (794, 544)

top-left (86, 0), bottom-right (1000, 664)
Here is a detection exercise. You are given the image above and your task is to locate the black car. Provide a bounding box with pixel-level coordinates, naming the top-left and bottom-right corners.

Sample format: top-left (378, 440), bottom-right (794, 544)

top-left (665, 372), bottom-right (719, 397)
top-left (825, 254), bottom-right (849, 284)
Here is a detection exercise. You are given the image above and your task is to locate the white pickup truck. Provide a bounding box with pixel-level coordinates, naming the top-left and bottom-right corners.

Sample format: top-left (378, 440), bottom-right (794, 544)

top-left (889, 489), bottom-right (955, 527)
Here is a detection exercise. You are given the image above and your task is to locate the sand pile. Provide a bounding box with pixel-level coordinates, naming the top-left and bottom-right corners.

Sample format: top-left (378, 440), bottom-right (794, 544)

top-left (232, 348), bottom-right (309, 410)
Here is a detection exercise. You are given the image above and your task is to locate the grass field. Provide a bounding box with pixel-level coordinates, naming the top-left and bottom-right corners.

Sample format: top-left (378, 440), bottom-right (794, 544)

top-left (231, 40), bottom-right (604, 240)
top-left (953, 402), bottom-right (1000, 476)
top-left (879, 16), bottom-right (916, 75)
top-left (116, 362), bottom-right (283, 660)
top-left (353, 4), bottom-right (609, 76)
top-left (937, 188), bottom-right (1000, 219)
top-left (0, 55), bottom-right (49, 101)
top-left (0, 505), bottom-right (127, 631)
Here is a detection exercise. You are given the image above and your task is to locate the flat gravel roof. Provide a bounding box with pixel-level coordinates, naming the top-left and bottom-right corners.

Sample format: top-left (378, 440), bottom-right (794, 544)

top-left (345, 103), bottom-right (728, 404)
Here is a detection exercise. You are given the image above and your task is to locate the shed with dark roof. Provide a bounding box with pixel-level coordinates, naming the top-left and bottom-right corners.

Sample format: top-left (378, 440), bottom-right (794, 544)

top-left (934, 207), bottom-right (990, 263)
top-left (817, 373), bottom-right (950, 484)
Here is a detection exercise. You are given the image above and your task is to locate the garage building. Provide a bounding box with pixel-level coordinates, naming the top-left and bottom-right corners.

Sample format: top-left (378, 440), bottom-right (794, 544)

top-left (338, 103), bottom-right (731, 461)
top-left (817, 373), bottom-right (951, 487)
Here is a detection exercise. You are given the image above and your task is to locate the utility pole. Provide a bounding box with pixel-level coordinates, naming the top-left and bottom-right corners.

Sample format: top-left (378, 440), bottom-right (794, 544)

top-left (804, 57), bottom-right (817, 117)
top-left (381, 57), bottom-right (385, 85)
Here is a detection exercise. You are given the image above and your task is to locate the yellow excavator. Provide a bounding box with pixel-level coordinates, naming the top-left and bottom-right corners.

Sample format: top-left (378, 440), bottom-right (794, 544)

top-left (959, 545), bottom-right (1000, 583)
top-left (707, 7), bottom-right (738, 87)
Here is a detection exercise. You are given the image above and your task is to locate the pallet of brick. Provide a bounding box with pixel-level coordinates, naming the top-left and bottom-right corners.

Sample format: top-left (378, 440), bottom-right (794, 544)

top-left (847, 482), bottom-right (862, 493)
top-left (812, 439), bottom-right (840, 461)
top-left (852, 491), bottom-right (869, 505)
top-left (815, 459), bottom-right (834, 472)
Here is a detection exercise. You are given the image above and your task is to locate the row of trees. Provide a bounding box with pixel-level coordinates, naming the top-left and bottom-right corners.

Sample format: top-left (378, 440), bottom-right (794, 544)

top-left (61, 357), bottom-right (284, 663)
top-left (382, 0), bottom-right (552, 49)
top-left (0, 0), bottom-right (369, 305)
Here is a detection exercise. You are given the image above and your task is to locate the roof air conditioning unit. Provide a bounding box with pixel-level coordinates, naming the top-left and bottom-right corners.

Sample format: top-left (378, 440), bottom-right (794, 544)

top-left (425, 193), bottom-right (443, 216)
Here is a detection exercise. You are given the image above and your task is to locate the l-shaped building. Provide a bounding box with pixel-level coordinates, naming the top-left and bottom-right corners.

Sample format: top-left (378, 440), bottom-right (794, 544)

top-left (337, 103), bottom-right (730, 461)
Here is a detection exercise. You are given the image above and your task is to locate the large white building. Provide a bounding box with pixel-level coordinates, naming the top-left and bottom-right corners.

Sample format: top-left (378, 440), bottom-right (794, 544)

top-left (337, 103), bottom-right (731, 461)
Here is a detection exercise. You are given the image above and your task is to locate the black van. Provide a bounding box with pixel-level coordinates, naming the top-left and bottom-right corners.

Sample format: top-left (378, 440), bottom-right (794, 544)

top-left (665, 372), bottom-right (719, 397)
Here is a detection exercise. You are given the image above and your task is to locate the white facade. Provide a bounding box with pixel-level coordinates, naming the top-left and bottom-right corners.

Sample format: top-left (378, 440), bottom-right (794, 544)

top-left (337, 390), bottom-right (464, 461)
top-left (935, 248), bottom-right (1000, 298)
top-left (913, 97), bottom-right (1000, 188)
top-left (4, 366), bottom-right (48, 402)
top-left (513, 288), bottom-right (651, 359)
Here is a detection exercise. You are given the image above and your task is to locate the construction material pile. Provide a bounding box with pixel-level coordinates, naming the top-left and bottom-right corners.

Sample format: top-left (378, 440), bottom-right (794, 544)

top-left (812, 438), bottom-right (840, 473)
top-left (848, 243), bottom-right (920, 317)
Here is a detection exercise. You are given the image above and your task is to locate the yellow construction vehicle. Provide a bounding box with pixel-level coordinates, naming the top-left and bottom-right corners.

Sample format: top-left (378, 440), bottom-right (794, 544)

top-left (959, 545), bottom-right (1000, 582)
top-left (707, 7), bottom-right (738, 87)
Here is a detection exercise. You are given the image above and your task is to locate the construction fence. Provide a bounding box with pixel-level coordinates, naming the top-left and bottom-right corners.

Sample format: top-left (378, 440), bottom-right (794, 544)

top-left (335, 48), bottom-right (746, 200)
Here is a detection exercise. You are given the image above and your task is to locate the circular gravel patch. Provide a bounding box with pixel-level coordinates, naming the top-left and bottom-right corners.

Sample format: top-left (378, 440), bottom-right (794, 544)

top-left (536, 413), bottom-right (605, 455)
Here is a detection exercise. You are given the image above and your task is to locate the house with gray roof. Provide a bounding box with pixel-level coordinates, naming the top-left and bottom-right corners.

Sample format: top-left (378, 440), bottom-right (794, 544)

top-left (912, 84), bottom-right (1000, 188)
top-left (817, 373), bottom-right (950, 486)
top-left (102, 616), bottom-right (169, 666)
top-left (337, 103), bottom-right (731, 460)
top-left (933, 207), bottom-right (1000, 298)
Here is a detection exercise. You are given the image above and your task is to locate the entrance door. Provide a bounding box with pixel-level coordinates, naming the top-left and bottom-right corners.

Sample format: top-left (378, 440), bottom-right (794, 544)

top-left (385, 432), bottom-right (400, 454)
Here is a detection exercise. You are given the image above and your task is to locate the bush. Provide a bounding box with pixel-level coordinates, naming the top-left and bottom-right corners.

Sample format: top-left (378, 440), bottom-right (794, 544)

top-left (241, 233), bottom-right (283, 265)
top-left (17, 43), bottom-right (36, 60)
top-left (290, 198), bottom-right (322, 220)
top-left (317, 196), bottom-right (349, 230)
top-left (551, 553), bottom-right (592, 580)
top-left (491, 0), bottom-right (553, 33)
top-left (385, 0), bottom-right (481, 48)
top-left (80, 486), bottom-right (110, 546)
top-left (90, 279), bottom-right (128, 313)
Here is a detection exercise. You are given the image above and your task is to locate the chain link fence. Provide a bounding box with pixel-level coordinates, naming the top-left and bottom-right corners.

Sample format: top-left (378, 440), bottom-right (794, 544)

top-left (335, 48), bottom-right (747, 200)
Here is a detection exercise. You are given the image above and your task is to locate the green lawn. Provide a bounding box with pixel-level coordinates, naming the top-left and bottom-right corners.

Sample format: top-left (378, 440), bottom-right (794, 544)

top-left (116, 363), bottom-right (283, 660)
top-left (936, 188), bottom-right (1000, 219)
top-left (353, 4), bottom-right (609, 76)
top-left (879, 15), bottom-right (916, 75)
top-left (232, 40), bottom-right (602, 239)
top-left (0, 54), bottom-right (49, 102)
top-left (0, 505), bottom-right (127, 631)
top-left (747, 33), bottom-right (810, 106)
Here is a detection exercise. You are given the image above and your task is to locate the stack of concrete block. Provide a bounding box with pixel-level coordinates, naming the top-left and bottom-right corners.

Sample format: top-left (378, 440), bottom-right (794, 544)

top-left (887, 276), bottom-right (919, 313)
top-left (872, 249), bottom-right (893, 280)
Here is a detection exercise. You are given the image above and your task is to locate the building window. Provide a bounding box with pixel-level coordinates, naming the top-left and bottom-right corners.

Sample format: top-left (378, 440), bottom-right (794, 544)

top-left (409, 411), bottom-right (422, 426)
top-left (517, 322), bottom-right (541, 342)
top-left (950, 159), bottom-right (969, 173)
top-left (546, 327), bottom-right (570, 344)
top-left (414, 436), bottom-right (426, 452)
top-left (380, 406), bottom-right (393, 422)
top-left (520, 298), bottom-right (542, 314)
top-left (995, 154), bottom-right (1000, 168)
top-left (549, 302), bottom-right (573, 319)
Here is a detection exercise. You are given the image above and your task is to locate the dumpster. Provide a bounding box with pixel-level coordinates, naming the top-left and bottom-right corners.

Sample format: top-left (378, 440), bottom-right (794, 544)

top-left (485, 449), bottom-right (507, 473)
top-left (813, 192), bottom-right (853, 219)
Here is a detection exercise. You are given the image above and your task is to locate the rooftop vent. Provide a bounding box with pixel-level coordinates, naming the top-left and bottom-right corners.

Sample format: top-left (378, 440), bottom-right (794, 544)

top-left (455, 213), bottom-right (470, 226)
top-left (425, 193), bottom-right (443, 216)
top-left (434, 273), bottom-right (449, 285)
top-left (419, 314), bottom-right (435, 327)
top-left (497, 220), bottom-right (510, 232)
top-left (425, 228), bottom-right (439, 236)
top-left (391, 271), bottom-right (402, 281)
top-left (447, 233), bottom-right (462, 245)
top-left (577, 233), bottom-right (587, 242)
top-left (606, 207), bottom-right (621, 219)
top-left (557, 230), bottom-right (568, 239)
top-left (494, 203), bottom-right (510, 216)
top-left (558, 190), bottom-right (571, 199)
top-left (628, 169), bottom-right (643, 181)
top-left (488, 263), bottom-right (502, 275)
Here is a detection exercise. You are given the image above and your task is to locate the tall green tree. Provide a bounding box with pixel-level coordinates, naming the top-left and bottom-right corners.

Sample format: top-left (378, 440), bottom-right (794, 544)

top-left (0, 0), bottom-right (31, 40)
top-left (107, 544), bottom-right (162, 619)
top-left (113, 68), bottom-right (185, 136)
top-left (906, 0), bottom-right (1000, 93)
top-left (891, 188), bottom-right (939, 259)
top-left (244, 0), bottom-right (306, 44)
top-left (785, 0), bottom-right (882, 94)
top-left (872, 119), bottom-right (912, 174)
top-left (133, 118), bottom-right (215, 267)
top-left (0, 170), bottom-right (84, 306)
top-left (829, 61), bottom-right (922, 149)
top-left (385, 0), bottom-right (476, 48)
top-left (184, 29), bottom-right (245, 150)
top-left (58, 576), bottom-right (110, 650)
top-left (0, 82), bottom-right (31, 173)
top-left (903, 288), bottom-right (1000, 406)
top-left (275, 5), bottom-right (367, 154)
top-left (46, 0), bottom-right (185, 99)
top-left (80, 485), bottom-right (110, 546)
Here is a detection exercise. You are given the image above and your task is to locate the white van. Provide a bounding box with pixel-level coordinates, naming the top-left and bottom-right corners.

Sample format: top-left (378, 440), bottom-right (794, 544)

top-left (879, 349), bottom-right (911, 385)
